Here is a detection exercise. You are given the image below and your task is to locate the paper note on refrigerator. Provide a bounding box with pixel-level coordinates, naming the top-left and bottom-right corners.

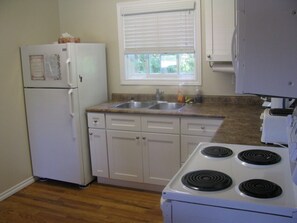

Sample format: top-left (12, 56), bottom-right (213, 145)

top-left (29, 55), bottom-right (45, 80)
top-left (44, 54), bottom-right (61, 80)
top-left (29, 54), bottom-right (61, 81)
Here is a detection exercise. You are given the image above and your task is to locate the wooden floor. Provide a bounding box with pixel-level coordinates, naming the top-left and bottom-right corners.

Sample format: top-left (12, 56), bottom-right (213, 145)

top-left (0, 180), bottom-right (163, 223)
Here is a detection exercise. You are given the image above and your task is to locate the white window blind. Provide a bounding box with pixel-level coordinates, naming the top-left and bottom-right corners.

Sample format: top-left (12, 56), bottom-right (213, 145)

top-left (117, 0), bottom-right (201, 85)
top-left (121, 2), bottom-right (196, 54)
top-left (120, 0), bottom-right (195, 15)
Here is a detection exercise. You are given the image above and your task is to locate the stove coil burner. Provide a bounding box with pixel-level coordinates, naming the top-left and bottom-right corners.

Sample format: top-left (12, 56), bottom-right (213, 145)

top-left (182, 170), bottom-right (232, 191)
top-left (238, 149), bottom-right (281, 165)
top-left (239, 179), bottom-right (282, 199)
top-left (201, 146), bottom-right (233, 158)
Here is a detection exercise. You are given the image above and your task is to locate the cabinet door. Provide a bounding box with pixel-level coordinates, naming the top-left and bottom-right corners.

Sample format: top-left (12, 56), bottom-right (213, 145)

top-left (205, 0), bottom-right (235, 61)
top-left (142, 133), bottom-right (180, 186)
top-left (181, 135), bottom-right (212, 163)
top-left (88, 128), bottom-right (109, 178)
top-left (107, 130), bottom-right (143, 182)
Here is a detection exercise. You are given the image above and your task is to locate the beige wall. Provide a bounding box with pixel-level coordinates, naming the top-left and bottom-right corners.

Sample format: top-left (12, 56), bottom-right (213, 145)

top-left (58, 0), bottom-right (236, 97)
top-left (0, 0), bottom-right (60, 196)
top-left (0, 0), bottom-right (237, 197)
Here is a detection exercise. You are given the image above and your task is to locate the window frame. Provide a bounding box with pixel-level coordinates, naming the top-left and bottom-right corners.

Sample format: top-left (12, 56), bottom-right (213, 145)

top-left (117, 0), bottom-right (202, 86)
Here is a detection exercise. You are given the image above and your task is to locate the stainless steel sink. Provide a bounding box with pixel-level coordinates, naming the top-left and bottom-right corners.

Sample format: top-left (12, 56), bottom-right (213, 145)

top-left (149, 102), bottom-right (185, 110)
top-left (114, 101), bottom-right (155, 109)
top-left (114, 101), bottom-right (185, 110)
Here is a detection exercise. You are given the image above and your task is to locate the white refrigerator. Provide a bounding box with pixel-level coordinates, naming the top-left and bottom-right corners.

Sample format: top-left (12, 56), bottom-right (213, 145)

top-left (21, 43), bottom-right (108, 186)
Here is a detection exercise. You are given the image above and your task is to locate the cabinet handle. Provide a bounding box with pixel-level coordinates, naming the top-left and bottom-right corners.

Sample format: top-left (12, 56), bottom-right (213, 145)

top-left (201, 126), bottom-right (205, 130)
top-left (142, 137), bottom-right (146, 140)
top-left (136, 136), bottom-right (140, 140)
top-left (89, 133), bottom-right (93, 136)
top-left (93, 120), bottom-right (98, 124)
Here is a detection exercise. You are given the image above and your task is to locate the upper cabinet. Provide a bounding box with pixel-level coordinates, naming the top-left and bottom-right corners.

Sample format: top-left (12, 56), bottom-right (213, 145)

top-left (205, 0), bottom-right (236, 62)
top-left (235, 0), bottom-right (297, 98)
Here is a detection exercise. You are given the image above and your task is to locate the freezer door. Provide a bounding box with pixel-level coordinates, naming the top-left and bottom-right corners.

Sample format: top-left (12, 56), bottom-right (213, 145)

top-left (21, 44), bottom-right (77, 88)
top-left (24, 88), bottom-right (84, 184)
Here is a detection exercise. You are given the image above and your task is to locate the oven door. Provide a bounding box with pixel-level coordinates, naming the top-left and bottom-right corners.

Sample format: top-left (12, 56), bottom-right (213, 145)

top-left (170, 201), bottom-right (293, 223)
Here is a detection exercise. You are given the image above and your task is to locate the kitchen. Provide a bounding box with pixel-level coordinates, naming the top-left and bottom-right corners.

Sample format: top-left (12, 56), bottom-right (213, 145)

top-left (0, 0), bottom-right (296, 222)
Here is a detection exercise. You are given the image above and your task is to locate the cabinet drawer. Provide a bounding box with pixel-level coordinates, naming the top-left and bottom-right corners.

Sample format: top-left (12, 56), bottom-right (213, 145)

top-left (181, 117), bottom-right (223, 136)
top-left (87, 113), bottom-right (105, 128)
top-left (141, 116), bottom-right (180, 134)
top-left (106, 114), bottom-right (141, 131)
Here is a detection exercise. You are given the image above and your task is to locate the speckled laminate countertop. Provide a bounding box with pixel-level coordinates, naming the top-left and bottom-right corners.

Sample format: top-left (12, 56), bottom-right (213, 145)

top-left (87, 100), bottom-right (265, 146)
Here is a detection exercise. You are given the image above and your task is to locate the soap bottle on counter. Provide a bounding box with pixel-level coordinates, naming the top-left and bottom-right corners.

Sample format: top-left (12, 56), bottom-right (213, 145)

top-left (177, 84), bottom-right (185, 103)
top-left (194, 86), bottom-right (203, 103)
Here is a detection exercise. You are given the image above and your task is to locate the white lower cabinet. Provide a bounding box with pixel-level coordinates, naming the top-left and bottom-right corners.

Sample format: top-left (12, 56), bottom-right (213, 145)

top-left (142, 132), bottom-right (180, 185)
top-left (106, 130), bottom-right (180, 186)
top-left (88, 113), bottom-right (223, 188)
top-left (181, 117), bottom-right (223, 163)
top-left (106, 114), bottom-right (180, 186)
top-left (88, 113), bottom-right (109, 178)
top-left (107, 130), bottom-right (143, 182)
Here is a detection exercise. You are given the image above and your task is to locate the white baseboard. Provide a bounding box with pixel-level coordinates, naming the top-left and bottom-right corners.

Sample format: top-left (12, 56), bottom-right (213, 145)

top-left (0, 177), bottom-right (35, 201)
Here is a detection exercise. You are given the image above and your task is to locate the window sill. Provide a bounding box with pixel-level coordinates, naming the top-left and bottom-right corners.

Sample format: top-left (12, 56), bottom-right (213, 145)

top-left (120, 79), bottom-right (201, 86)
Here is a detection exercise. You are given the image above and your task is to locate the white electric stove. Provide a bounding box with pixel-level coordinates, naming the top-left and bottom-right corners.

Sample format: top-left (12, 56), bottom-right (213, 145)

top-left (161, 115), bottom-right (297, 223)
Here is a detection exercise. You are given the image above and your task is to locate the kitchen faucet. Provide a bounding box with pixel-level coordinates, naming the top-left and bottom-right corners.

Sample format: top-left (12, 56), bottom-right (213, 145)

top-left (155, 88), bottom-right (164, 101)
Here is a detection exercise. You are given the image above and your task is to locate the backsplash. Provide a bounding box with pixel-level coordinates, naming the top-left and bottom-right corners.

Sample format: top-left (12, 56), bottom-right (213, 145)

top-left (111, 93), bottom-right (262, 106)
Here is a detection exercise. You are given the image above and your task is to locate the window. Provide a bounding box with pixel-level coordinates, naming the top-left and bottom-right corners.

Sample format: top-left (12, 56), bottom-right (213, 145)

top-left (117, 0), bottom-right (201, 85)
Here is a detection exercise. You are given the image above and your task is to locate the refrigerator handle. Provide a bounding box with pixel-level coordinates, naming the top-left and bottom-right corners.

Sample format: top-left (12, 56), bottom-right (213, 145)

top-left (66, 58), bottom-right (73, 87)
top-left (68, 89), bottom-right (76, 139)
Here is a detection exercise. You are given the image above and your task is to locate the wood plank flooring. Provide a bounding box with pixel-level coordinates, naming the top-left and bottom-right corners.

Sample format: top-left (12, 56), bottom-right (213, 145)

top-left (0, 180), bottom-right (163, 223)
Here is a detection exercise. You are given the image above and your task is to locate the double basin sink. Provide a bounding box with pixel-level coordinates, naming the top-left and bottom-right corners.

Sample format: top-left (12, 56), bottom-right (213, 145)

top-left (113, 100), bottom-right (185, 111)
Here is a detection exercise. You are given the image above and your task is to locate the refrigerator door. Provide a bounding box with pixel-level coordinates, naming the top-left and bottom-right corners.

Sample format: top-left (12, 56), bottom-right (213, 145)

top-left (21, 44), bottom-right (78, 88)
top-left (24, 88), bottom-right (84, 185)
